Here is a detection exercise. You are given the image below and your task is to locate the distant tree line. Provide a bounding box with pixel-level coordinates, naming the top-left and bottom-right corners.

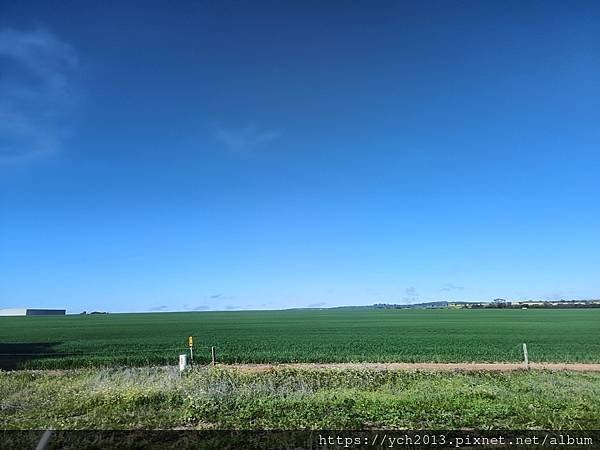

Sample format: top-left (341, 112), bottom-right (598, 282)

top-left (374, 299), bottom-right (600, 310)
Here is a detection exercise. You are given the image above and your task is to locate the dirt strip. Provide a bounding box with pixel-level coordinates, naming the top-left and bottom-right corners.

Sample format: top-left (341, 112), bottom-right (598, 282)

top-left (220, 362), bottom-right (600, 372)
top-left (10, 362), bottom-right (600, 375)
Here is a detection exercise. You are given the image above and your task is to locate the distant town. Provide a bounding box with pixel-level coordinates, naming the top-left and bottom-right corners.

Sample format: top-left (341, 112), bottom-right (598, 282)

top-left (374, 299), bottom-right (600, 309)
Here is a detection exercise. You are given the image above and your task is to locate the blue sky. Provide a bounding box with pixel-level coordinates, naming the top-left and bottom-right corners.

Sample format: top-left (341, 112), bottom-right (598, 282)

top-left (1, 0), bottom-right (599, 312)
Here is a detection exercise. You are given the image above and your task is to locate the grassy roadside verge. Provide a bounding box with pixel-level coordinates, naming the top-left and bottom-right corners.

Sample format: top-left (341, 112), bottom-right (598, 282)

top-left (2, 367), bottom-right (600, 430)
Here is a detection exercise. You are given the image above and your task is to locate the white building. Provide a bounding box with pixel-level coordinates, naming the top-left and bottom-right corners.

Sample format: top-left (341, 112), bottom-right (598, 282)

top-left (0, 308), bottom-right (28, 316)
top-left (0, 308), bottom-right (66, 316)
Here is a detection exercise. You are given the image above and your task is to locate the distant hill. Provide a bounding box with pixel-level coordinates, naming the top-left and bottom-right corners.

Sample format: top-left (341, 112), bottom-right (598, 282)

top-left (290, 298), bottom-right (600, 312)
top-left (374, 301), bottom-right (448, 309)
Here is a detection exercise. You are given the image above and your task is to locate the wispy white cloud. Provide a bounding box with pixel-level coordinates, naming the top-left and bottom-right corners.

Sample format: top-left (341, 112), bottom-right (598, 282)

top-left (148, 305), bottom-right (169, 312)
top-left (402, 286), bottom-right (420, 303)
top-left (440, 283), bottom-right (465, 292)
top-left (193, 305), bottom-right (211, 311)
top-left (0, 28), bottom-right (79, 164)
top-left (542, 289), bottom-right (577, 301)
top-left (214, 124), bottom-right (281, 154)
top-left (307, 302), bottom-right (327, 308)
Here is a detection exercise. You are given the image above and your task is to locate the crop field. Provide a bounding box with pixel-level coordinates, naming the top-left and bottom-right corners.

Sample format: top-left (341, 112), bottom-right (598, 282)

top-left (1, 309), bottom-right (599, 370)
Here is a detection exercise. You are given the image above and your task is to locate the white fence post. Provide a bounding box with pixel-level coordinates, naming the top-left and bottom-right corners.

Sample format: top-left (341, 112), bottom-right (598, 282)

top-left (522, 343), bottom-right (529, 370)
top-left (179, 354), bottom-right (188, 373)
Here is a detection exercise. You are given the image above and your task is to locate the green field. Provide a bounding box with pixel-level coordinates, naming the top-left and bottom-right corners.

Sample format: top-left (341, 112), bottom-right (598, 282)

top-left (1, 309), bottom-right (599, 369)
top-left (2, 367), bottom-right (600, 429)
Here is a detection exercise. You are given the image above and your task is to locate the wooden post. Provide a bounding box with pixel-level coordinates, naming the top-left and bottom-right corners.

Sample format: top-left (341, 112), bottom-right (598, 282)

top-left (522, 343), bottom-right (529, 370)
top-left (211, 346), bottom-right (216, 366)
